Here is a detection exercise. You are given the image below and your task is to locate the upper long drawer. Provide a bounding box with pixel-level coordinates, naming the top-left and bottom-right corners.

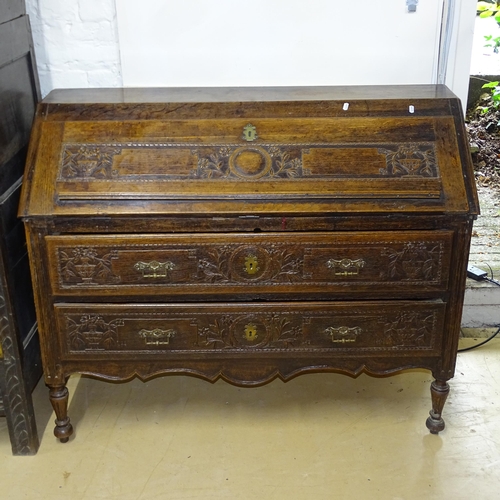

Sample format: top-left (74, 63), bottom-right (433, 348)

top-left (46, 231), bottom-right (453, 298)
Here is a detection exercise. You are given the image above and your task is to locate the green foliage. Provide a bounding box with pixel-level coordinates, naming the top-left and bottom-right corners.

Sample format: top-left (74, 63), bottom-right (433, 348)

top-left (478, 0), bottom-right (500, 22)
top-left (480, 81), bottom-right (500, 119)
top-left (478, 2), bottom-right (500, 53)
top-left (484, 34), bottom-right (500, 52)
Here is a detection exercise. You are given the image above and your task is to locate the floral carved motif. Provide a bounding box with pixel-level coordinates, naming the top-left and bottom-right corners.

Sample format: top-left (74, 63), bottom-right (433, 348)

top-left (382, 311), bottom-right (436, 347)
top-left (61, 145), bottom-right (122, 179)
top-left (58, 247), bottom-right (120, 285)
top-left (197, 246), bottom-right (232, 283)
top-left (267, 247), bottom-right (304, 282)
top-left (58, 142), bottom-right (439, 181)
top-left (378, 143), bottom-right (438, 177)
top-left (196, 145), bottom-right (305, 179)
top-left (66, 315), bottom-right (125, 351)
top-left (196, 244), bottom-right (304, 283)
top-left (382, 242), bottom-right (442, 281)
top-left (198, 314), bottom-right (304, 349)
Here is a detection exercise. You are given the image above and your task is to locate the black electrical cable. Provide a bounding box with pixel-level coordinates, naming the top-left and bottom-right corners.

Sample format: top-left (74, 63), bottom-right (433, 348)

top-left (458, 325), bottom-right (500, 352)
top-left (460, 263), bottom-right (500, 351)
top-left (484, 263), bottom-right (500, 286)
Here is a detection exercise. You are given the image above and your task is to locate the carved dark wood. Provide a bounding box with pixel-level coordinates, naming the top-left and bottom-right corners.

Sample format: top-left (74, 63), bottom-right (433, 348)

top-left (19, 86), bottom-right (479, 443)
top-left (0, 2), bottom-right (42, 455)
top-left (58, 142), bottom-right (439, 182)
top-left (48, 385), bottom-right (72, 443)
top-left (55, 301), bottom-right (444, 355)
top-left (45, 232), bottom-right (453, 296)
top-left (426, 379), bottom-right (450, 434)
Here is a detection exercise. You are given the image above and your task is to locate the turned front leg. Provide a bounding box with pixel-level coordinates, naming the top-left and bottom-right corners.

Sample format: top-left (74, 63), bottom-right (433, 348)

top-left (49, 385), bottom-right (74, 443)
top-left (426, 379), bottom-right (450, 434)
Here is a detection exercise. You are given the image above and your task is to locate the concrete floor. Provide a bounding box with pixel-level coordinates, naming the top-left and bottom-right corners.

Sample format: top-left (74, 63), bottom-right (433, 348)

top-left (462, 186), bottom-right (499, 327)
top-left (469, 186), bottom-right (500, 275)
top-left (0, 337), bottom-right (499, 500)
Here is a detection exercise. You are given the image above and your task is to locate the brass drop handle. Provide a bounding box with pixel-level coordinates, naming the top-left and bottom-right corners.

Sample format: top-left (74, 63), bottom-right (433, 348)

top-left (325, 326), bottom-right (362, 343)
top-left (138, 328), bottom-right (176, 345)
top-left (134, 260), bottom-right (175, 278)
top-left (326, 258), bottom-right (365, 276)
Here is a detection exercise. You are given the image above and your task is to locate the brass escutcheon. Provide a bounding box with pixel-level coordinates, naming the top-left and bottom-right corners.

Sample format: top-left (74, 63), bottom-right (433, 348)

top-left (244, 255), bottom-right (259, 275)
top-left (242, 124), bottom-right (258, 142)
top-left (244, 323), bottom-right (258, 342)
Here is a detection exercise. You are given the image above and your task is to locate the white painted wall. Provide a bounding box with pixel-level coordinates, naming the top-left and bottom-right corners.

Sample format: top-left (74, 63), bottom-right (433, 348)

top-left (25, 0), bottom-right (477, 109)
top-left (117, 0), bottom-right (443, 87)
top-left (26, 0), bottom-right (121, 97)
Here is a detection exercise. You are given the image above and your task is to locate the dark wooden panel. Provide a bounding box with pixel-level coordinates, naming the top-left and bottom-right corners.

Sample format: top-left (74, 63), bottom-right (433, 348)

top-left (0, 15), bottom-right (30, 67)
top-left (0, 0), bottom-right (24, 25)
top-left (0, 18), bottom-right (38, 191)
top-left (0, 8), bottom-right (41, 455)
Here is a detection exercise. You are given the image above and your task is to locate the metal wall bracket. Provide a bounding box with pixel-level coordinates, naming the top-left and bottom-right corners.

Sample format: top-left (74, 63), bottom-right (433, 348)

top-left (407, 0), bottom-right (418, 12)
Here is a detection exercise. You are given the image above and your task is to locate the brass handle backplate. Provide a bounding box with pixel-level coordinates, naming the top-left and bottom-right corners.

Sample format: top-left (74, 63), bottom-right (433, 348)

top-left (138, 328), bottom-right (176, 345)
top-left (326, 258), bottom-right (365, 276)
top-left (134, 260), bottom-right (175, 278)
top-left (325, 326), bottom-right (362, 344)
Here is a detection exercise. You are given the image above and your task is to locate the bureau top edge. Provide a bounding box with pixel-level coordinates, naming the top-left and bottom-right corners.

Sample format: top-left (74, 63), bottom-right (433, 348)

top-left (42, 85), bottom-right (457, 105)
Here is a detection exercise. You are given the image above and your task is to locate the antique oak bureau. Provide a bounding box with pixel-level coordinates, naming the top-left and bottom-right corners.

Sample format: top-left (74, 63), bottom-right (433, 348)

top-left (19, 86), bottom-right (479, 442)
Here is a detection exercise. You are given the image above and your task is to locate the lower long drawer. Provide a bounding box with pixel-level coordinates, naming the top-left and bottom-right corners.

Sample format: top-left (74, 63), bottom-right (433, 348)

top-left (54, 301), bottom-right (446, 358)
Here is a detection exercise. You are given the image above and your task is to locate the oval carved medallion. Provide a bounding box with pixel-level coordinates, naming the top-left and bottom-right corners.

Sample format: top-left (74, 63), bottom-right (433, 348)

top-left (229, 146), bottom-right (272, 179)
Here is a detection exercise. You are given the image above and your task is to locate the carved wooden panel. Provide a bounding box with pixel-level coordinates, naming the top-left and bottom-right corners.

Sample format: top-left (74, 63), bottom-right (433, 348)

top-left (46, 231), bottom-right (453, 296)
top-left (55, 301), bottom-right (445, 357)
top-left (58, 142), bottom-right (439, 182)
top-left (0, 265), bottom-right (38, 455)
top-left (54, 130), bottom-right (445, 205)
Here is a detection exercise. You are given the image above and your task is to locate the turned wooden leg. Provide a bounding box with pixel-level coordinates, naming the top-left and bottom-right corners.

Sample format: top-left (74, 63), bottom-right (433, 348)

top-left (426, 379), bottom-right (450, 434)
top-left (49, 385), bottom-right (74, 443)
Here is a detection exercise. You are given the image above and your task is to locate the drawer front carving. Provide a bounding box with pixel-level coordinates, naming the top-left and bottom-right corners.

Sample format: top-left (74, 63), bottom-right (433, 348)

top-left (55, 301), bottom-right (445, 357)
top-left (47, 231), bottom-right (452, 297)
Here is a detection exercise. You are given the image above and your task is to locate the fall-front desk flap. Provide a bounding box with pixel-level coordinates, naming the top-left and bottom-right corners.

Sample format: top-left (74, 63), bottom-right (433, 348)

top-left (19, 86), bottom-right (479, 216)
